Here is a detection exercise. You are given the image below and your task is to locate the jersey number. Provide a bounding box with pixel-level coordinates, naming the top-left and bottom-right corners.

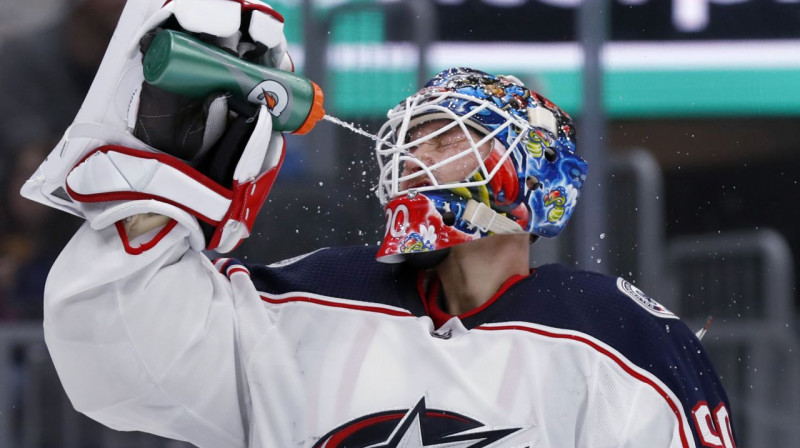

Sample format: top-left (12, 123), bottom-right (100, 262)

top-left (691, 402), bottom-right (736, 448)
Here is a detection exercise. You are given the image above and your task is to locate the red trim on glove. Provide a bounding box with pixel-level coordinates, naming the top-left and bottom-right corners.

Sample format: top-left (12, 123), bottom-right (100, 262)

top-left (207, 137), bottom-right (286, 250)
top-left (162, 0), bottom-right (285, 22)
top-left (73, 146), bottom-right (233, 198)
top-left (66, 145), bottom-right (233, 226)
top-left (114, 219), bottom-right (179, 255)
top-left (238, 0), bottom-right (284, 22)
top-left (70, 137), bottom-right (286, 252)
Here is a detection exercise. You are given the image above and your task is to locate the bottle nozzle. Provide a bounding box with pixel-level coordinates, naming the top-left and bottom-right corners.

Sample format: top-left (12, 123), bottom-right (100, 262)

top-left (292, 81), bottom-right (325, 135)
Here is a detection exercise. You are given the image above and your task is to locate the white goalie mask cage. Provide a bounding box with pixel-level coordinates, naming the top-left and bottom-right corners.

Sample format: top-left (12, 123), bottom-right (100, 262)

top-left (374, 90), bottom-right (530, 205)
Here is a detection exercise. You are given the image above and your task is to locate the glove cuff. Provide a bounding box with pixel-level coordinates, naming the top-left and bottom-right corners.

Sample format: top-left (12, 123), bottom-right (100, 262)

top-left (66, 142), bottom-right (284, 253)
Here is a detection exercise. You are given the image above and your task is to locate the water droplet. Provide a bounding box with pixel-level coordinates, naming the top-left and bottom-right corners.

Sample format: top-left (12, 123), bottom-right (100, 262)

top-left (599, 233), bottom-right (606, 239)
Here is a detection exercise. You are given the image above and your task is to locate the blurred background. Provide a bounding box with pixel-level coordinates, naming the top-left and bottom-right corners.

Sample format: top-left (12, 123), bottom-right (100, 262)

top-left (1, 0), bottom-right (798, 446)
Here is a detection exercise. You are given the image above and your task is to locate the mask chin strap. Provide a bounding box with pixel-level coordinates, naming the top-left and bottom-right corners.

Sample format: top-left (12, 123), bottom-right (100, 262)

top-left (463, 200), bottom-right (525, 235)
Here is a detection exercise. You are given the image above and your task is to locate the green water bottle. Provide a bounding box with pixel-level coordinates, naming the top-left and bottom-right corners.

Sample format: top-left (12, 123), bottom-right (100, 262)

top-left (142, 29), bottom-right (325, 135)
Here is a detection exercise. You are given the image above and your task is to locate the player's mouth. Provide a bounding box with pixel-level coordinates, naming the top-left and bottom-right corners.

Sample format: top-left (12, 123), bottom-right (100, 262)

top-left (402, 178), bottom-right (433, 190)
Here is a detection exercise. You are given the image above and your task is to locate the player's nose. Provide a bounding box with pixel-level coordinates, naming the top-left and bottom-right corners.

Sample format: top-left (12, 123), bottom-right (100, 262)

top-left (403, 150), bottom-right (436, 177)
top-left (408, 141), bottom-right (440, 165)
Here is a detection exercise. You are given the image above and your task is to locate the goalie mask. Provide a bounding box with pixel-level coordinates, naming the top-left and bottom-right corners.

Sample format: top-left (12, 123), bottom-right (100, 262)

top-left (375, 68), bottom-right (588, 263)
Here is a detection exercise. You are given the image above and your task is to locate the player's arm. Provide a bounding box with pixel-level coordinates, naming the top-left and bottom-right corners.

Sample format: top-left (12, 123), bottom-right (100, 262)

top-left (30, 0), bottom-right (298, 445)
top-left (619, 304), bottom-right (737, 447)
top-left (667, 321), bottom-right (738, 448)
top-left (593, 278), bottom-right (737, 447)
top-left (45, 220), bottom-right (247, 446)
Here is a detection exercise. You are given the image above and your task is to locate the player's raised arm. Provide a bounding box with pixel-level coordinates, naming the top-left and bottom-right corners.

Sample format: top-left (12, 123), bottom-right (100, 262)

top-left (22, 1), bottom-right (316, 445)
top-left (44, 216), bottom-right (247, 445)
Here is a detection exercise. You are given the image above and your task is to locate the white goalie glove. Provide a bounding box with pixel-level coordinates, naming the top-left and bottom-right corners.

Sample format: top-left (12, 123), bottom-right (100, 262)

top-left (20, 0), bottom-right (298, 253)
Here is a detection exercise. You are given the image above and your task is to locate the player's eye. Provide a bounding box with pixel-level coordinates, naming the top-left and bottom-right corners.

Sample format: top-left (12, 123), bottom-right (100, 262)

top-left (439, 133), bottom-right (470, 149)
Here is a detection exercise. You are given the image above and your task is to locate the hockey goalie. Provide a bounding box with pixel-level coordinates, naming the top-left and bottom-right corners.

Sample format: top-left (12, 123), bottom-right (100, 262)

top-left (20, 0), bottom-right (736, 446)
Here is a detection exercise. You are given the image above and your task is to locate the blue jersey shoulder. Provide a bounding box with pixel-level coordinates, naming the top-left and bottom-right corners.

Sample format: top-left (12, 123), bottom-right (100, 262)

top-left (462, 263), bottom-right (679, 331)
top-left (486, 264), bottom-right (731, 434)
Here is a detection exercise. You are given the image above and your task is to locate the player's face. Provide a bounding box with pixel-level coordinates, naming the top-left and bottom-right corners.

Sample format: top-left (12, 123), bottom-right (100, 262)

top-left (399, 120), bottom-right (492, 190)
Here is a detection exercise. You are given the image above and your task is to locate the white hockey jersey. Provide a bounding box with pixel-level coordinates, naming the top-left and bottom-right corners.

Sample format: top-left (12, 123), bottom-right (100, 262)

top-left (44, 223), bottom-right (736, 447)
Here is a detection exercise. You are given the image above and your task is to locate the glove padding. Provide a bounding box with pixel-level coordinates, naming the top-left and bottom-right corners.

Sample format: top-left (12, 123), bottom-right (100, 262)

top-left (67, 101), bottom-right (284, 253)
top-left (21, 0), bottom-right (293, 253)
top-left (132, 83), bottom-right (229, 165)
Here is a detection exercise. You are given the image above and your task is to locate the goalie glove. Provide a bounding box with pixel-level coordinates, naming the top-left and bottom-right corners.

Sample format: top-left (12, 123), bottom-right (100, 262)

top-left (20, 0), bottom-right (302, 253)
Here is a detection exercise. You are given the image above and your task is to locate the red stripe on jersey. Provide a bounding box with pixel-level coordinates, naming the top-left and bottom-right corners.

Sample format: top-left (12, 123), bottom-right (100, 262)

top-left (213, 258), bottom-right (231, 273)
top-left (477, 324), bottom-right (690, 448)
top-left (227, 267), bottom-right (250, 277)
top-left (260, 295), bottom-right (415, 318)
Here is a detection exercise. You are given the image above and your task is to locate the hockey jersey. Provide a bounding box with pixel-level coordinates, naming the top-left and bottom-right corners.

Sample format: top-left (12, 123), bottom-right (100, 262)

top-left (44, 223), bottom-right (736, 447)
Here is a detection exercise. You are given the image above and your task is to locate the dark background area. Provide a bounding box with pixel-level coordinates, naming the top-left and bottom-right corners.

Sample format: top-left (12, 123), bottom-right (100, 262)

top-left (424, 0), bottom-right (800, 42)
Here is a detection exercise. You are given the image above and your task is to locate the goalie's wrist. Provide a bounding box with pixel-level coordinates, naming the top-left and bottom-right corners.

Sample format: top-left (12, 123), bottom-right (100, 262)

top-left (123, 213), bottom-right (172, 239)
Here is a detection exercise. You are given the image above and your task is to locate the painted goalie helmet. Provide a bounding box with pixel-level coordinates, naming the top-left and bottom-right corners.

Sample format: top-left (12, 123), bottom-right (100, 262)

top-left (375, 67), bottom-right (588, 263)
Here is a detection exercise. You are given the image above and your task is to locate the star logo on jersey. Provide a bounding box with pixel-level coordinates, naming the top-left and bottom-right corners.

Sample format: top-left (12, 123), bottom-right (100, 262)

top-left (313, 398), bottom-right (524, 448)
